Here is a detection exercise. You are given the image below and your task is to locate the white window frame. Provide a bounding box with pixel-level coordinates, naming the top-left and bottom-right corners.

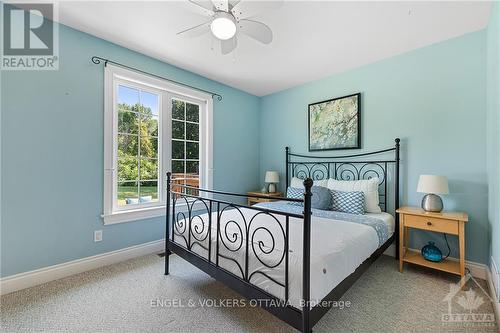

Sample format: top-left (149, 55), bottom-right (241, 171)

top-left (102, 65), bottom-right (213, 225)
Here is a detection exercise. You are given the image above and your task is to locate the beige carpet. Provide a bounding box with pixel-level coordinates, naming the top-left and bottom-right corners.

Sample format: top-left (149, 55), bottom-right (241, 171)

top-left (1, 254), bottom-right (497, 332)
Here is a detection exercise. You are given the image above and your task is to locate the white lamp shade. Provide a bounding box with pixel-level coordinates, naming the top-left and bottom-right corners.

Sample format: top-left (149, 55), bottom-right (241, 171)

top-left (417, 175), bottom-right (449, 194)
top-left (265, 171), bottom-right (279, 183)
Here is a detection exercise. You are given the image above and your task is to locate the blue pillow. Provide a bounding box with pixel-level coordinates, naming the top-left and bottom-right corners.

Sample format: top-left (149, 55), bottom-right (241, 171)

top-left (330, 190), bottom-right (365, 215)
top-left (310, 186), bottom-right (332, 210)
top-left (287, 186), bottom-right (332, 210)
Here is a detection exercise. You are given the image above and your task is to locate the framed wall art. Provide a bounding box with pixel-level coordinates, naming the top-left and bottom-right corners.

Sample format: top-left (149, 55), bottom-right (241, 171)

top-left (308, 93), bottom-right (361, 151)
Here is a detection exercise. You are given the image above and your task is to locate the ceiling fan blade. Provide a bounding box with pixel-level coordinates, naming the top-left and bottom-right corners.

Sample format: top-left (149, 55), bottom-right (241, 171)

top-left (231, 0), bottom-right (283, 20)
top-left (177, 21), bottom-right (211, 38)
top-left (211, 0), bottom-right (228, 12)
top-left (239, 19), bottom-right (273, 44)
top-left (221, 36), bottom-right (237, 54)
top-left (188, 0), bottom-right (215, 14)
top-left (228, 0), bottom-right (242, 10)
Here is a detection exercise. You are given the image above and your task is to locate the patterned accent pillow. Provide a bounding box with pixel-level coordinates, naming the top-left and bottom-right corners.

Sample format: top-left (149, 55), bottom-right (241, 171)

top-left (330, 190), bottom-right (365, 215)
top-left (286, 187), bottom-right (304, 205)
top-left (327, 178), bottom-right (381, 213)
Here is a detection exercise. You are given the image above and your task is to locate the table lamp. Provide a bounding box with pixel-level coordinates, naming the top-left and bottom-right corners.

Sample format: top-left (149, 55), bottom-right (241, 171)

top-left (417, 175), bottom-right (449, 212)
top-left (265, 171), bottom-right (279, 193)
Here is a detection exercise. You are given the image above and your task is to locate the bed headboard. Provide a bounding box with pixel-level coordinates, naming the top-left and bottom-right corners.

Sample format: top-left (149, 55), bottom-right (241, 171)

top-left (285, 138), bottom-right (400, 213)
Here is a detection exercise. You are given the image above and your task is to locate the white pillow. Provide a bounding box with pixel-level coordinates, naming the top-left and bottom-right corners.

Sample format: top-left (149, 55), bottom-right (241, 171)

top-left (290, 177), bottom-right (328, 189)
top-left (327, 178), bottom-right (381, 213)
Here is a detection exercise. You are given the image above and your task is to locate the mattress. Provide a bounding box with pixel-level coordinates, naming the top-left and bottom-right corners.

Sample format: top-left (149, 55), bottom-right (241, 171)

top-left (171, 202), bottom-right (394, 309)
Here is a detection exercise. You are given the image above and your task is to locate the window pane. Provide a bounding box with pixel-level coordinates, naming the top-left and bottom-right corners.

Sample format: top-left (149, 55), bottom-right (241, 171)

top-left (118, 111), bottom-right (138, 134)
top-left (186, 161), bottom-right (199, 174)
top-left (172, 140), bottom-right (184, 159)
top-left (139, 181), bottom-right (159, 202)
top-left (186, 122), bottom-right (199, 141)
top-left (172, 120), bottom-right (184, 140)
top-left (141, 91), bottom-right (159, 116)
top-left (141, 114), bottom-right (158, 137)
top-left (186, 103), bottom-right (199, 122)
top-left (172, 99), bottom-right (185, 120)
top-left (172, 160), bottom-right (185, 173)
top-left (140, 158), bottom-right (158, 180)
top-left (118, 134), bottom-right (138, 182)
top-left (118, 181), bottom-right (138, 206)
top-left (140, 136), bottom-right (158, 158)
top-left (118, 155), bottom-right (138, 182)
top-left (186, 142), bottom-right (199, 160)
top-left (118, 134), bottom-right (138, 156)
top-left (118, 85), bottom-right (139, 111)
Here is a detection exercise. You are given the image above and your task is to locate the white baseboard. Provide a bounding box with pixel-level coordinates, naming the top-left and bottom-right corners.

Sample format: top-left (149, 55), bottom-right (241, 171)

top-left (0, 239), bottom-right (165, 296)
top-left (490, 256), bottom-right (500, 302)
top-left (486, 266), bottom-right (500, 322)
top-left (383, 244), bottom-right (487, 280)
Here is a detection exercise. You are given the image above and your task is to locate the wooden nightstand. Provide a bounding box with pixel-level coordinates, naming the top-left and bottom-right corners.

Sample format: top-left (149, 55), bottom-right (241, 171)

top-left (247, 191), bottom-right (283, 206)
top-left (396, 206), bottom-right (468, 278)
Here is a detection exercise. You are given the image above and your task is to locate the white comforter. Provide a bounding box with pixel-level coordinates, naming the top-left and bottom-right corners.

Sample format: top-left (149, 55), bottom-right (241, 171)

top-left (172, 205), bottom-right (394, 309)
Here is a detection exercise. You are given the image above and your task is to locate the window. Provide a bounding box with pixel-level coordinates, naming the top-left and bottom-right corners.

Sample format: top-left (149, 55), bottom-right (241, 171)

top-left (103, 65), bottom-right (213, 224)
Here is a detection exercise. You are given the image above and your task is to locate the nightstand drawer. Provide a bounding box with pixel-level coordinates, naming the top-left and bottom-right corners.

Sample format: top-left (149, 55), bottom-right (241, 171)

top-left (404, 215), bottom-right (458, 235)
top-left (253, 198), bottom-right (272, 203)
top-left (248, 198), bottom-right (274, 206)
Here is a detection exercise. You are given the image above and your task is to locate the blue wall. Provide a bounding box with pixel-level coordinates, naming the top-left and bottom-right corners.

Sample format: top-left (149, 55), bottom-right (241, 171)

top-left (0, 24), bottom-right (260, 277)
top-left (487, 3), bottom-right (500, 273)
top-left (260, 31), bottom-right (488, 264)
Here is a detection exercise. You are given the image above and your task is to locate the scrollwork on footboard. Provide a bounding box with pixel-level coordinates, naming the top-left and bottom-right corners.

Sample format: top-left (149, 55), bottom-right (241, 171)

top-left (171, 192), bottom-right (293, 303)
top-left (217, 204), bottom-right (246, 278)
top-left (217, 205), bottom-right (289, 294)
top-left (171, 195), bottom-right (212, 256)
top-left (247, 212), bottom-right (288, 293)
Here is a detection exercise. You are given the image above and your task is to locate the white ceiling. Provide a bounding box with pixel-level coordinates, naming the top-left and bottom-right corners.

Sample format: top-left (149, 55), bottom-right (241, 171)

top-left (56, 1), bottom-right (492, 96)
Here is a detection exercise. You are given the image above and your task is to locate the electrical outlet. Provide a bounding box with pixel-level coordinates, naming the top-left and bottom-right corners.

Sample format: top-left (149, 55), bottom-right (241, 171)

top-left (94, 230), bottom-right (103, 242)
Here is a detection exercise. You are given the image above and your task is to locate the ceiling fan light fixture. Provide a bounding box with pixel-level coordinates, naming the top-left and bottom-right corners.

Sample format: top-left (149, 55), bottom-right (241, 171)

top-left (210, 12), bottom-right (236, 40)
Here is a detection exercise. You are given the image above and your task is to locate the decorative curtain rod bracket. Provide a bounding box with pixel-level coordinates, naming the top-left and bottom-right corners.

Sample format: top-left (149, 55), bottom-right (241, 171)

top-left (91, 56), bottom-right (223, 101)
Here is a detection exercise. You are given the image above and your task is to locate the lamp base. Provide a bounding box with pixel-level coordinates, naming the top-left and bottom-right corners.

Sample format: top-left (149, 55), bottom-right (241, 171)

top-left (421, 194), bottom-right (443, 212)
top-left (268, 183), bottom-right (276, 193)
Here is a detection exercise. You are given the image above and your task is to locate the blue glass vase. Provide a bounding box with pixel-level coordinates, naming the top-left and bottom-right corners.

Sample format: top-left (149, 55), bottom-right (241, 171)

top-left (421, 241), bottom-right (442, 262)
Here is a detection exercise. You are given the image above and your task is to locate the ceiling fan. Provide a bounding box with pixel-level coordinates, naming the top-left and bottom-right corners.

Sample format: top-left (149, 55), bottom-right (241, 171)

top-left (177, 0), bottom-right (282, 54)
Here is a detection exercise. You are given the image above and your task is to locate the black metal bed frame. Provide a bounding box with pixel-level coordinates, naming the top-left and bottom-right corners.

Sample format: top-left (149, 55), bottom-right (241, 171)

top-left (164, 138), bottom-right (401, 332)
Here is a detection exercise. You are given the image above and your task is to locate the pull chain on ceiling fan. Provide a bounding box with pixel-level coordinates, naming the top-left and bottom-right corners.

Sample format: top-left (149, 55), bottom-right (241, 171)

top-left (177, 0), bottom-right (282, 54)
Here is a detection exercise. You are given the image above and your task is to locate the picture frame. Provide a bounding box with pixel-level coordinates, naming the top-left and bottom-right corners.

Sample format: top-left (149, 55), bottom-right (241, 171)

top-left (308, 92), bottom-right (361, 151)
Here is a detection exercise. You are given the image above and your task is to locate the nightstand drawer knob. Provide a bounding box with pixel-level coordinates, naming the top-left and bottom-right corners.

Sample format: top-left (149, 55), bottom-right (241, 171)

top-left (427, 221), bottom-right (432, 226)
